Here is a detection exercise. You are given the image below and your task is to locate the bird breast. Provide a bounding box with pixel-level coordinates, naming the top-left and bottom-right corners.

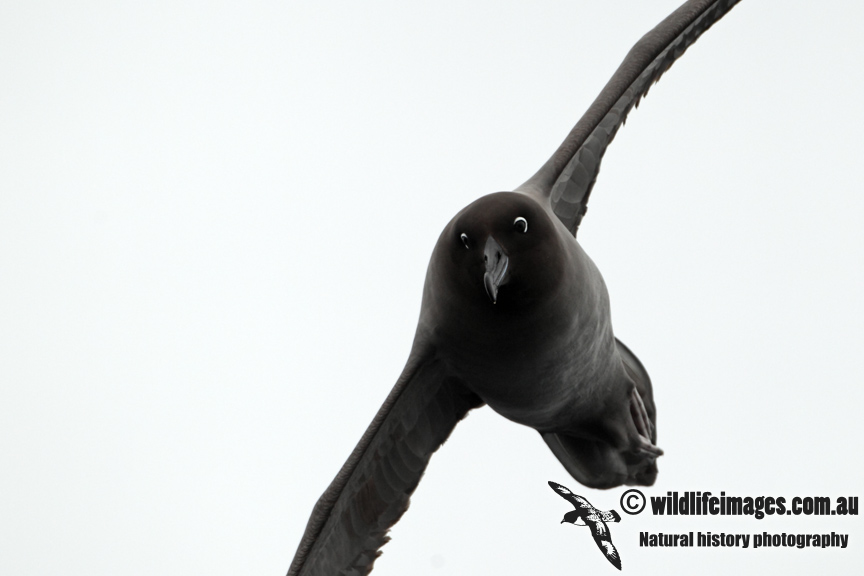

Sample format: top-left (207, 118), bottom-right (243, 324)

top-left (419, 235), bottom-right (625, 431)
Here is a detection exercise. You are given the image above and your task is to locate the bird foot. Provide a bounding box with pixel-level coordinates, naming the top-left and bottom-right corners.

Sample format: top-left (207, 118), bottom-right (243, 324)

top-left (630, 388), bottom-right (663, 456)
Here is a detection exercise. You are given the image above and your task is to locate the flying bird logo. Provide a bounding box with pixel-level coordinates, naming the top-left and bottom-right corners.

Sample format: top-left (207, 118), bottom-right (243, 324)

top-left (549, 481), bottom-right (623, 570)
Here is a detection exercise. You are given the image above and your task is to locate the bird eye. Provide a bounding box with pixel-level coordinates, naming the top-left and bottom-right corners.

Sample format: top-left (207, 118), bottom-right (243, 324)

top-left (513, 217), bottom-right (528, 233)
top-left (460, 233), bottom-right (470, 249)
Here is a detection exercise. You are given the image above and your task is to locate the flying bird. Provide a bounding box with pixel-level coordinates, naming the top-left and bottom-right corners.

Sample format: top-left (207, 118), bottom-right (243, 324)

top-left (288, 1), bottom-right (741, 574)
top-left (549, 481), bottom-right (623, 570)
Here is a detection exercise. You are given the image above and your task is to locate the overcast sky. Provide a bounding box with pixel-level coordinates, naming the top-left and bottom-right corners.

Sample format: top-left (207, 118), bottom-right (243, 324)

top-left (2, 1), bottom-right (863, 575)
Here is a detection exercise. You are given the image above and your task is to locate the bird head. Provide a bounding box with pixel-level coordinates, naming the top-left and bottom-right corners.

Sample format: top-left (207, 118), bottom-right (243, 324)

top-left (561, 510), bottom-right (584, 525)
top-left (433, 191), bottom-right (566, 310)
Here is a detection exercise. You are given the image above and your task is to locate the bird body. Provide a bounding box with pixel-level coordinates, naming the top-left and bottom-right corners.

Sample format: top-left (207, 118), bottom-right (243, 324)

top-left (416, 191), bottom-right (661, 487)
top-left (420, 192), bottom-right (621, 431)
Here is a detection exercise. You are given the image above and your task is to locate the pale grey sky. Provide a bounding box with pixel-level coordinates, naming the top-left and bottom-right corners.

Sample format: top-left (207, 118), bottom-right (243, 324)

top-left (1, 1), bottom-right (862, 575)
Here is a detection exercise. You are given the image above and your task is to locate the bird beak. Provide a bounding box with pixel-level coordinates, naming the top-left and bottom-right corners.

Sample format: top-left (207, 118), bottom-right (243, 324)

top-left (483, 236), bottom-right (509, 304)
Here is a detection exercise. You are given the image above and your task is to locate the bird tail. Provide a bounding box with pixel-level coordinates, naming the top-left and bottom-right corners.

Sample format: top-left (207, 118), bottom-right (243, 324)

top-left (540, 339), bottom-right (660, 489)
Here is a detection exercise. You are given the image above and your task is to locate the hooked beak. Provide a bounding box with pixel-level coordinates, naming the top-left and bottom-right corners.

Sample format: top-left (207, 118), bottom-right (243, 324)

top-left (483, 236), bottom-right (509, 304)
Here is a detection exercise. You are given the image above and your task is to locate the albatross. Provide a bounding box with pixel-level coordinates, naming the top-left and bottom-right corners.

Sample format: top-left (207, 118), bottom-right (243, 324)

top-left (288, 1), bottom-right (741, 574)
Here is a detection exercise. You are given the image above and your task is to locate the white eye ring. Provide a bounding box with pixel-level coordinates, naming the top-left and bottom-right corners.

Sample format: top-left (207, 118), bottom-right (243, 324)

top-left (513, 216), bottom-right (528, 233)
top-left (460, 233), bottom-right (470, 249)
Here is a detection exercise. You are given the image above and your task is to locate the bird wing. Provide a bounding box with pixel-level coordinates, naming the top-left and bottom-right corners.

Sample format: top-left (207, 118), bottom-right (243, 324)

top-left (287, 348), bottom-right (482, 576)
top-left (599, 509), bottom-right (621, 524)
top-left (516, 0), bottom-right (741, 236)
top-left (587, 518), bottom-right (623, 571)
top-left (548, 481), bottom-right (598, 513)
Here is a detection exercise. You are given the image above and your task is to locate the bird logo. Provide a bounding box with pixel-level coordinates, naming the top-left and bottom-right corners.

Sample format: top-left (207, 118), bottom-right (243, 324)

top-left (549, 481), bottom-right (623, 570)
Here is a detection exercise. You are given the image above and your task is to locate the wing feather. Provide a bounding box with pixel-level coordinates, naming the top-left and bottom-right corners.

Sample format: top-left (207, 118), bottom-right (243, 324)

top-left (517, 0), bottom-right (742, 235)
top-left (288, 350), bottom-right (482, 576)
top-left (548, 481), bottom-right (596, 512)
top-left (588, 519), bottom-right (622, 570)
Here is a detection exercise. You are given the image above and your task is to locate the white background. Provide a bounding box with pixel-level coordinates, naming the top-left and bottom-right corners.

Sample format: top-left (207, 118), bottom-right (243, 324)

top-left (2, 1), bottom-right (862, 574)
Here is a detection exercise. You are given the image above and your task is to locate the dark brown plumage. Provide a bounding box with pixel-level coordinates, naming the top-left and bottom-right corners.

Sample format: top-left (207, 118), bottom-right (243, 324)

top-left (288, 1), bottom-right (741, 574)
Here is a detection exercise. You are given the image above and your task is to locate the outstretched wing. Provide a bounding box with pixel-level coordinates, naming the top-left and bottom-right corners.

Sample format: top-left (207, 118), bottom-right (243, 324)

top-left (548, 481), bottom-right (597, 513)
top-left (288, 349), bottom-right (483, 576)
top-left (587, 518), bottom-right (622, 571)
top-left (516, 0), bottom-right (741, 235)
